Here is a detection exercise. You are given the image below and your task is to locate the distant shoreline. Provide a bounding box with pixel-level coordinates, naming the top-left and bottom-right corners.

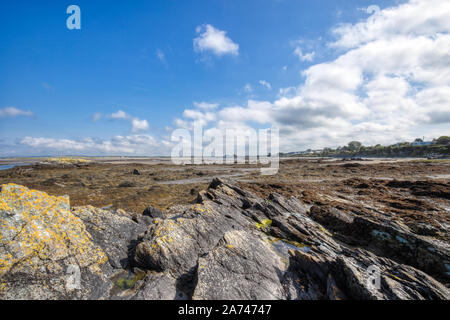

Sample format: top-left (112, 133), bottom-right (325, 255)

top-left (1, 156), bottom-right (448, 168)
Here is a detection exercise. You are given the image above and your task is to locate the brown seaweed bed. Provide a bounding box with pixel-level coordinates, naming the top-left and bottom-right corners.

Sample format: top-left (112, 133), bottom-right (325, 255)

top-left (0, 157), bottom-right (449, 243)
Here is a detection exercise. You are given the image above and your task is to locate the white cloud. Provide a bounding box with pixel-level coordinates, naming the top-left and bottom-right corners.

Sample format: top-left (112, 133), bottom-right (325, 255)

top-left (109, 110), bottom-right (129, 119)
top-left (278, 86), bottom-right (297, 97)
top-left (259, 80), bottom-right (272, 90)
top-left (108, 110), bottom-right (149, 132)
top-left (193, 24), bottom-right (239, 57)
top-left (293, 46), bottom-right (315, 62)
top-left (12, 0), bottom-right (450, 156)
top-left (0, 107), bottom-right (34, 118)
top-left (131, 118), bottom-right (149, 132)
top-left (174, 0), bottom-right (450, 152)
top-left (193, 102), bottom-right (219, 110)
top-left (218, 100), bottom-right (273, 124)
top-left (20, 135), bottom-right (161, 155)
top-left (180, 108), bottom-right (216, 127)
top-left (278, 0), bottom-right (450, 149)
top-left (331, 0), bottom-right (450, 49)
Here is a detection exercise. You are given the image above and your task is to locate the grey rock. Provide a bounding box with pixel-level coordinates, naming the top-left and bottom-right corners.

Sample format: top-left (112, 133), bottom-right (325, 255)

top-left (133, 178), bottom-right (450, 300)
top-left (142, 206), bottom-right (166, 219)
top-left (309, 205), bottom-right (450, 283)
top-left (73, 206), bottom-right (147, 269)
top-left (129, 273), bottom-right (180, 300)
top-left (0, 184), bottom-right (113, 300)
top-left (2, 179), bottom-right (449, 300)
top-left (193, 230), bottom-right (286, 300)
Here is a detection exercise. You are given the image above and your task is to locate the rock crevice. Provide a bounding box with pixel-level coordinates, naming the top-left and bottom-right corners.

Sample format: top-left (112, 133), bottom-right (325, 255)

top-left (0, 180), bottom-right (448, 300)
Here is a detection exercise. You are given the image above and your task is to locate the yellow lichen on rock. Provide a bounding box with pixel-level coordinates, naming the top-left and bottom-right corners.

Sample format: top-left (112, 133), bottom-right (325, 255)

top-left (256, 219), bottom-right (272, 229)
top-left (0, 183), bottom-right (107, 276)
top-left (45, 157), bottom-right (91, 165)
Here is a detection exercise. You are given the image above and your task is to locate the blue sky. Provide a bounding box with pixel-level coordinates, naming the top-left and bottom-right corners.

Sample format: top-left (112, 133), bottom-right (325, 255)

top-left (1, 0), bottom-right (449, 156)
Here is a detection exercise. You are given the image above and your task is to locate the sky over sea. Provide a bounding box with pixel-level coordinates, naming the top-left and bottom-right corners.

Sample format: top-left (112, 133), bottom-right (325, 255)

top-left (1, 0), bottom-right (449, 156)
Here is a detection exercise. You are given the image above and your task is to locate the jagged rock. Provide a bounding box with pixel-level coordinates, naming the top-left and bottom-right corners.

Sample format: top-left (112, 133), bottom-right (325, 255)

top-left (309, 205), bottom-right (450, 283)
top-left (73, 205), bottom-right (147, 269)
top-left (133, 202), bottom-right (250, 277)
top-left (415, 223), bottom-right (439, 237)
top-left (193, 230), bottom-right (286, 300)
top-left (0, 184), bottom-right (112, 299)
top-left (290, 244), bottom-right (449, 300)
top-left (142, 206), bottom-right (166, 219)
top-left (127, 273), bottom-right (180, 300)
top-left (133, 169), bottom-right (141, 175)
top-left (132, 178), bottom-right (450, 300)
top-left (1, 179), bottom-right (449, 300)
top-left (327, 274), bottom-right (346, 300)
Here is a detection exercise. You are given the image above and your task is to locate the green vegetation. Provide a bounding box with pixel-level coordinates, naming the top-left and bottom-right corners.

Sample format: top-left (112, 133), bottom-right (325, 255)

top-left (436, 136), bottom-right (450, 145)
top-left (114, 271), bottom-right (147, 290)
top-left (299, 136), bottom-right (450, 158)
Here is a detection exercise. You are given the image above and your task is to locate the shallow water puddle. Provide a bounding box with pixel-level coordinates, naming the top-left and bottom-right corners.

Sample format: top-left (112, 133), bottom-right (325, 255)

top-left (110, 269), bottom-right (147, 296)
top-left (268, 237), bottom-right (311, 260)
top-left (0, 163), bottom-right (28, 171)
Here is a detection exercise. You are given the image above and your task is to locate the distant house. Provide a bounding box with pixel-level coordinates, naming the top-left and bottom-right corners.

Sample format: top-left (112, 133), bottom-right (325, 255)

top-left (411, 140), bottom-right (432, 146)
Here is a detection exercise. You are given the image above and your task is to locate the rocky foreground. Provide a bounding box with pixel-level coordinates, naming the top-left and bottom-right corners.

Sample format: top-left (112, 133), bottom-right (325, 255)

top-left (0, 179), bottom-right (449, 300)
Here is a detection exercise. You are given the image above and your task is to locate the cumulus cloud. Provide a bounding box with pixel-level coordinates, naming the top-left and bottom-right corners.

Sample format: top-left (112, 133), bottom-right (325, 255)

top-left (331, 0), bottom-right (450, 49)
top-left (175, 0), bottom-right (450, 152)
top-left (218, 100), bottom-right (273, 124)
top-left (109, 110), bottom-right (129, 120)
top-left (0, 107), bottom-right (34, 118)
top-left (277, 0), bottom-right (450, 149)
top-left (131, 118), bottom-right (149, 132)
top-left (20, 135), bottom-right (161, 155)
top-left (12, 0), bottom-right (450, 156)
top-left (193, 24), bottom-right (239, 57)
top-left (107, 110), bottom-right (150, 132)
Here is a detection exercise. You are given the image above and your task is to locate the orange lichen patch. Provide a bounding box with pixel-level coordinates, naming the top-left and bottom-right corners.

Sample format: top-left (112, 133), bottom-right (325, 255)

top-left (191, 203), bottom-right (210, 215)
top-left (0, 184), bottom-right (107, 276)
top-left (72, 205), bottom-right (106, 232)
top-left (141, 217), bottom-right (186, 254)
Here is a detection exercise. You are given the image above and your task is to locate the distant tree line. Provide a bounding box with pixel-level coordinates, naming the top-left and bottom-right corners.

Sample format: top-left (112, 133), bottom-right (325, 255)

top-left (303, 136), bottom-right (450, 158)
